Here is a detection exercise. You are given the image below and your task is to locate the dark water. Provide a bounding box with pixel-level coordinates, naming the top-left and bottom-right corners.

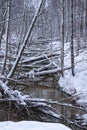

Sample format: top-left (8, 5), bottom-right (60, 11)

top-left (0, 77), bottom-right (87, 130)
top-left (22, 85), bottom-right (86, 130)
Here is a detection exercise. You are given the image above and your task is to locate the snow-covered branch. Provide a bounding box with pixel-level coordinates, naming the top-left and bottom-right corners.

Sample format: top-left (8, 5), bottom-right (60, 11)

top-left (0, 80), bottom-right (26, 105)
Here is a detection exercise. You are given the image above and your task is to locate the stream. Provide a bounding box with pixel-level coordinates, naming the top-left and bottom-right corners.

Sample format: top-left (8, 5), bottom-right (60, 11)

top-left (23, 85), bottom-right (87, 130)
top-left (0, 76), bottom-right (87, 130)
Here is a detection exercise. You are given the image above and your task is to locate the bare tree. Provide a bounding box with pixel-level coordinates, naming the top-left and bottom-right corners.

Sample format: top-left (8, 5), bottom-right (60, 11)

top-left (83, 0), bottom-right (86, 42)
top-left (76, 0), bottom-right (81, 54)
top-left (65, 0), bottom-right (68, 42)
top-left (2, 0), bottom-right (11, 74)
top-left (61, 0), bottom-right (64, 77)
top-left (71, 0), bottom-right (75, 76)
top-left (0, 1), bottom-right (6, 49)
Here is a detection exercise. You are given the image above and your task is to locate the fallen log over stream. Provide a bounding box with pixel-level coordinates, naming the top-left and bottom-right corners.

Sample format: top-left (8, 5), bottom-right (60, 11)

top-left (0, 80), bottom-right (87, 129)
top-left (0, 80), bottom-right (26, 105)
top-left (0, 79), bottom-right (62, 121)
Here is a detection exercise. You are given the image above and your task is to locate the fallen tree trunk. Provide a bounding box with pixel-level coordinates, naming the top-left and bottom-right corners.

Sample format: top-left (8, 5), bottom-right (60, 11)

top-left (27, 67), bottom-right (71, 77)
top-left (22, 53), bottom-right (59, 64)
top-left (0, 80), bottom-right (26, 105)
top-left (0, 79), bottom-right (63, 121)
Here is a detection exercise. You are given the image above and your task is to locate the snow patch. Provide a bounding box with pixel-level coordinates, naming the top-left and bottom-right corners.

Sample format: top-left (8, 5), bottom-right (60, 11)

top-left (0, 121), bottom-right (71, 130)
top-left (58, 41), bottom-right (87, 106)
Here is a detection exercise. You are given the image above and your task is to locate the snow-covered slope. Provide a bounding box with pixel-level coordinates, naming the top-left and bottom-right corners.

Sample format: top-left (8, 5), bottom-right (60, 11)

top-left (59, 42), bottom-right (87, 106)
top-left (0, 121), bottom-right (71, 130)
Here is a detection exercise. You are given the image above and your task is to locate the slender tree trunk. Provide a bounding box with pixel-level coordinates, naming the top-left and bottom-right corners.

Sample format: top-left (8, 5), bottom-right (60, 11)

top-left (0, 1), bottom-right (6, 49)
top-left (83, 0), bottom-right (86, 42)
top-left (2, 0), bottom-right (11, 74)
top-left (6, 0), bottom-right (44, 82)
top-left (0, 24), bottom-right (4, 49)
top-left (65, 0), bottom-right (68, 42)
top-left (71, 0), bottom-right (75, 76)
top-left (61, 0), bottom-right (64, 77)
top-left (76, 0), bottom-right (80, 55)
top-left (16, 0), bottom-right (25, 55)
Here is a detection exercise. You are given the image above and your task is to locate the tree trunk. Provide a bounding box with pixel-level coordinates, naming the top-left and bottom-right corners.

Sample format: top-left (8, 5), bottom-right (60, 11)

top-left (76, 0), bottom-right (80, 54)
top-left (0, 79), bottom-right (26, 105)
top-left (65, 0), bottom-right (68, 42)
top-left (71, 0), bottom-right (75, 76)
top-left (83, 0), bottom-right (86, 41)
top-left (2, 0), bottom-right (11, 74)
top-left (0, 1), bottom-right (6, 49)
top-left (6, 0), bottom-right (44, 83)
top-left (61, 0), bottom-right (64, 77)
top-left (0, 24), bottom-right (4, 49)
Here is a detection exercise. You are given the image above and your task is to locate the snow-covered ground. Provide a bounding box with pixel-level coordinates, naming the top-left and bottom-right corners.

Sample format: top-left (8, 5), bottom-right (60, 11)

top-left (59, 41), bottom-right (87, 106)
top-left (0, 121), bottom-right (71, 130)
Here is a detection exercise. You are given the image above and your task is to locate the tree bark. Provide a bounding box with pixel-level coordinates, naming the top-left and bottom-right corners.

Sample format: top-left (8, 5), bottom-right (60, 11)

top-left (61, 0), bottom-right (64, 77)
top-left (2, 0), bottom-right (11, 74)
top-left (71, 0), bottom-right (75, 76)
top-left (83, 0), bottom-right (86, 41)
top-left (0, 2), bottom-right (6, 49)
top-left (76, 0), bottom-right (80, 54)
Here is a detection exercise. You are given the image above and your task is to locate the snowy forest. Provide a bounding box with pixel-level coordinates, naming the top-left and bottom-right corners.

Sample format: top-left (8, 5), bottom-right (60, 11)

top-left (0, 0), bottom-right (87, 130)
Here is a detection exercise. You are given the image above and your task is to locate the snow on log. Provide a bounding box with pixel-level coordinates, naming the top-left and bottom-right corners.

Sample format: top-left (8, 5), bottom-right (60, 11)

top-left (27, 67), bottom-right (71, 77)
top-left (0, 80), bottom-right (62, 120)
top-left (22, 53), bottom-right (59, 64)
top-left (0, 80), bottom-right (26, 105)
